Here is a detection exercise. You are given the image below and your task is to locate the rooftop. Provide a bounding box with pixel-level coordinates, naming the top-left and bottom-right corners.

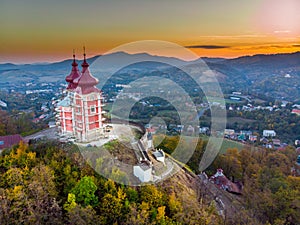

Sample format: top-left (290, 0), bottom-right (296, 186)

top-left (0, 134), bottom-right (23, 149)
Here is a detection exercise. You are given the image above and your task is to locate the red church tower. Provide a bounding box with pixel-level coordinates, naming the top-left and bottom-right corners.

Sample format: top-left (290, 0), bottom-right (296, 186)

top-left (56, 49), bottom-right (105, 142)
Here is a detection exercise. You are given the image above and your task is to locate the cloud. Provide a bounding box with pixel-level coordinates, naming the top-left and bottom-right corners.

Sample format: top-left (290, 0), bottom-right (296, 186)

top-left (195, 35), bottom-right (267, 39)
top-left (185, 45), bottom-right (229, 49)
top-left (273, 30), bottom-right (291, 34)
top-left (232, 44), bottom-right (300, 51)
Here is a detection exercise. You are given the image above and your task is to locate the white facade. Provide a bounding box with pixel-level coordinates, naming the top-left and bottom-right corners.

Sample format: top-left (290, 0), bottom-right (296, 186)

top-left (263, 130), bottom-right (276, 137)
top-left (147, 139), bottom-right (153, 149)
top-left (224, 129), bottom-right (235, 135)
top-left (152, 149), bottom-right (165, 164)
top-left (133, 164), bottom-right (152, 182)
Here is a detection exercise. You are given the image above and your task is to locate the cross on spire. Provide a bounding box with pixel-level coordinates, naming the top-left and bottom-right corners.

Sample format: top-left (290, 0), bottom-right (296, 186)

top-left (83, 46), bottom-right (86, 60)
top-left (66, 49), bottom-right (80, 88)
top-left (82, 46), bottom-right (89, 68)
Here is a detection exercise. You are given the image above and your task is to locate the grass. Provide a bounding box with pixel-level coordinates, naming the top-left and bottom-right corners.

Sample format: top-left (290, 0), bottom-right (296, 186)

top-left (196, 135), bottom-right (244, 153)
top-left (219, 138), bottom-right (244, 153)
top-left (154, 134), bottom-right (245, 155)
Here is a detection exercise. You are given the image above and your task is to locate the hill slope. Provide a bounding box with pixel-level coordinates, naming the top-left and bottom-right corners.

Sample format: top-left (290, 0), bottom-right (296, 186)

top-left (0, 51), bottom-right (299, 101)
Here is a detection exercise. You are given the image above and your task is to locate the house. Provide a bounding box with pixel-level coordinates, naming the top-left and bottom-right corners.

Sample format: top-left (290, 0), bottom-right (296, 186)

top-left (152, 149), bottom-right (165, 164)
top-left (249, 135), bottom-right (257, 142)
top-left (272, 139), bottom-right (281, 146)
top-left (292, 104), bottom-right (300, 109)
top-left (263, 130), bottom-right (276, 137)
top-left (176, 125), bottom-right (184, 133)
top-left (260, 137), bottom-right (269, 144)
top-left (224, 129), bottom-right (235, 136)
top-left (266, 143), bottom-right (273, 149)
top-left (240, 130), bottom-right (252, 136)
top-left (281, 101), bottom-right (288, 107)
top-left (265, 106), bottom-right (273, 111)
top-left (209, 169), bottom-right (243, 194)
top-left (230, 96), bottom-right (241, 101)
top-left (32, 118), bottom-right (40, 123)
top-left (48, 121), bottom-right (56, 128)
top-left (0, 134), bottom-right (23, 150)
top-left (238, 134), bottom-right (246, 141)
top-left (199, 127), bottom-right (209, 134)
top-left (291, 109), bottom-right (300, 116)
top-left (187, 125), bottom-right (195, 134)
top-left (133, 162), bottom-right (153, 182)
top-left (147, 127), bottom-right (157, 134)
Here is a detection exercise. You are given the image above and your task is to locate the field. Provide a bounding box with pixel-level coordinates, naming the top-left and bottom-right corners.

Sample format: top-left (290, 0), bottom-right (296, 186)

top-left (154, 134), bottom-right (245, 155)
top-left (196, 135), bottom-right (245, 154)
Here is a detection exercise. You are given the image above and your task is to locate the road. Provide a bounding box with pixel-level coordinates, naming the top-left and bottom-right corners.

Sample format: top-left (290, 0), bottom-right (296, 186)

top-left (23, 127), bottom-right (58, 142)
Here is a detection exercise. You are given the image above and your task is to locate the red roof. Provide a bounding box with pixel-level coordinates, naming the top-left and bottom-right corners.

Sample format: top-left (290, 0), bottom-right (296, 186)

top-left (0, 134), bottom-right (23, 149)
top-left (292, 109), bottom-right (300, 115)
top-left (74, 53), bottom-right (100, 95)
top-left (66, 54), bottom-right (81, 90)
top-left (209, 169), bottom-right (243, 194)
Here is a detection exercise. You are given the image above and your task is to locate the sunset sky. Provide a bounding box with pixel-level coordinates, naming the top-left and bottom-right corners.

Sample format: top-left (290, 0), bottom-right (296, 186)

top-left (1, 0), bottom-right (300, 63)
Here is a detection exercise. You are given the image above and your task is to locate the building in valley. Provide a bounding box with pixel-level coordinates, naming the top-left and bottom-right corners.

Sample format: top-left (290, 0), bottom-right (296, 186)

top-left (56, 50), bottom-right (106, 142)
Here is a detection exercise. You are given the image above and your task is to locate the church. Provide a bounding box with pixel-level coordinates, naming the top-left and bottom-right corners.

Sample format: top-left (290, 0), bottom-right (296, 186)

top-left (56, 50), bottom-right (106, 142)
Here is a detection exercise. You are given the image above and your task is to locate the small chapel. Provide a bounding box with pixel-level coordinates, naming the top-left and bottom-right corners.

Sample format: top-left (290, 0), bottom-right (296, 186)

top-left (56, 49), bottom-right (106, 142)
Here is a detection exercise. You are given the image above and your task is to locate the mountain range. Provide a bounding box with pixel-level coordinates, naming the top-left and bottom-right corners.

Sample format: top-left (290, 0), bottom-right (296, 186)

top-left (0, 51), bottom-right (299, 102)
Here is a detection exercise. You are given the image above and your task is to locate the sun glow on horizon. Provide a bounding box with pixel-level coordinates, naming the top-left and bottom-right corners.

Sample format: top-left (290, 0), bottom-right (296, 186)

top-left (1, 0), bottom-right (300, 63)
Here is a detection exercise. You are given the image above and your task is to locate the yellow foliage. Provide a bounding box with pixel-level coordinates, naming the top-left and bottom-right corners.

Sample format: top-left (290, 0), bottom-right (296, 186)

top-left (27, 151), bottom-right (36, 161)
top-left (117, 188), bottom-right (126, 200)
top-left (7, 185), bottom-right (24, 201)
top-left (64, 193), bottom-right (77, 211)
top-left (156, 206), bottom-right (166, 221)
top-left (168, 191), bottom-right (182, 215)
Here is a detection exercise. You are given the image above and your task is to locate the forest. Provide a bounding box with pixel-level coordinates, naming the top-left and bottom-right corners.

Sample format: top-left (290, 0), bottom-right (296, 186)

top-left (0, 140), bottom-right (223, 225)
top-left (0, 110), bottom-right (46, 137)
top-left (0, 136), bottom-right (299, 224)
top-left (156, 135), bottom-right (300, 225)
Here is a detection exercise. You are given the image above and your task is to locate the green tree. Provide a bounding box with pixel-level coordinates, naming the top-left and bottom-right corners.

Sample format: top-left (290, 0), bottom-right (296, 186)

top-left (71, 176), bottom-right (98, 207)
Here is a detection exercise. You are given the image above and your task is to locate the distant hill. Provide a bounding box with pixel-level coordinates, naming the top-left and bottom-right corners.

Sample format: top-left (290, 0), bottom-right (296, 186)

top-left (227, 51), bottom-right (300, 69)
top-left (0, 51), bottom-right (299, 101)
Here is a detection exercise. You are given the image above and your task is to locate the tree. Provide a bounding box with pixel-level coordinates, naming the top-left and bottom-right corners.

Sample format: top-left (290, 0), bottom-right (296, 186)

top-left (3, 141), bottom-right (36, 169)
top-left (212, 148), bottom-right (242, 180)
top-left (187, 138), bottom-right (207, 173)
top-left (124, 202), bottom-right (150, 225)
top-left (26, 165), bottom-right (63, 224)
top-left (64, 193), bottom-right (77, 211)
top-left (167, 191), bottom-right (182, 218)
top-left (66, 205), bottom-right (99, 225)
top-left (140, 185), bottom-right (164, 209)
top-left (71, 176), bottom-right (98, 207)
top-left (99, 192), bottom-right (124, 224)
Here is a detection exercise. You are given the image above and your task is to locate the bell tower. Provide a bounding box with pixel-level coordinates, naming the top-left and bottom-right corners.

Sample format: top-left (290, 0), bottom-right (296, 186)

top-left (56, 48), bottom-right (105, 142)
